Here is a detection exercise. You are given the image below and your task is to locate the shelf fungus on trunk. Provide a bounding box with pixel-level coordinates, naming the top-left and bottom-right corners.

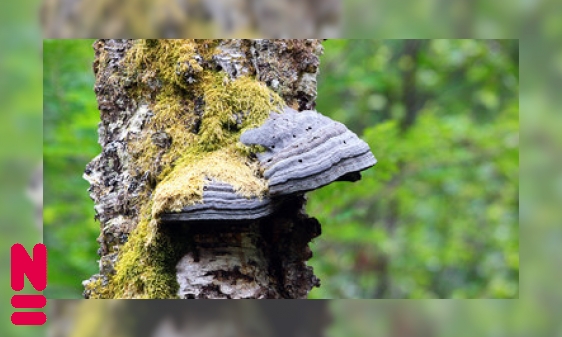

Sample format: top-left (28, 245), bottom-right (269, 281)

top-left (160, 180), bottom-right (278, 222)
top-left (240, 107), bottom-right (377, 196)
top-left (160, 107), bottom-right (376, 223)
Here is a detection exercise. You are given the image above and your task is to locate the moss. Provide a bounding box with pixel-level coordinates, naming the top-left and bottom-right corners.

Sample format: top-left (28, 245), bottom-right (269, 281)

top-left (84, 276), bottom-right (114, 299)
top-left (152, 144), bottom-right (267, 218)
top-left (111, 210), bottom-right (187, 299)
top-left (123, 39), bottom-right (212, 91)
top-left (198, 72), bottom-right (283, 150)
top-left (98, 39), bottom-right (284, 299)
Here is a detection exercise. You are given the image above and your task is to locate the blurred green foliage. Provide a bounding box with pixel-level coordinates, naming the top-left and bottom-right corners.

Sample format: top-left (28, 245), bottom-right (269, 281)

top-left (43, 39), bottom-right (518, 299)
top-left (329, 299), bottom-right (553, 337)
top-left (343, 1), bottom-right (520, 38)
top-left (0, 1), bottom-right (44, 336)
top-left (308, 40), bottom-right (518, 299)
top-left (43, 39), bottom-right (100, 298)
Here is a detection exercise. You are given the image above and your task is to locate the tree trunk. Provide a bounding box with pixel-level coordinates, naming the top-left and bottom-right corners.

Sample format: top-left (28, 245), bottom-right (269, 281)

top-left (82, 39), bottom-right (324, 299)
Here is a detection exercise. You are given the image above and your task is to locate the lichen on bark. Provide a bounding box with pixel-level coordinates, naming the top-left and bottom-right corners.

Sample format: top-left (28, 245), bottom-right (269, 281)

top-left (84, 39), bottom-right (323, 299)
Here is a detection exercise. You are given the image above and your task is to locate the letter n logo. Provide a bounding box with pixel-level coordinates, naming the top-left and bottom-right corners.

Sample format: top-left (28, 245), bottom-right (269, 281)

top-left (11, 243), bottom-right (47, 325)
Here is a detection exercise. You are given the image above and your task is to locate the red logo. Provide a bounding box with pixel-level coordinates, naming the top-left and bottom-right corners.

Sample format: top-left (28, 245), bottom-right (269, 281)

top-left (11, 243), bottom-right (47, 325)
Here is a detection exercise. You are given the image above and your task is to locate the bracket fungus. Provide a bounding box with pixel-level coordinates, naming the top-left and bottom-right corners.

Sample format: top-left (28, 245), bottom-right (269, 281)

top-left (160, 180), bottom-right (277, 222)
top-left (162, 107), bottom-right (376, 222)
top-left (241, 107), bottom-right (377, 196)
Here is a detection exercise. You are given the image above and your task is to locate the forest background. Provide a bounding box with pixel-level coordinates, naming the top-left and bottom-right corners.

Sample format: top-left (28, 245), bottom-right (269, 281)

top-left (43, 39), bottom-right (519, 299)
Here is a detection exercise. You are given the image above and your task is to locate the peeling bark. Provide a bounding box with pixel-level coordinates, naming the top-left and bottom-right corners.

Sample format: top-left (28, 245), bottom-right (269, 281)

top-left (83, 39), bottom-right (324, 299)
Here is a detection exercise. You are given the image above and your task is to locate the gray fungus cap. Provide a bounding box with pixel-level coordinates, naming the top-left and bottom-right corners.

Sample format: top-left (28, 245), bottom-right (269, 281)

top-left (240, 107), bottom-right (377, 196)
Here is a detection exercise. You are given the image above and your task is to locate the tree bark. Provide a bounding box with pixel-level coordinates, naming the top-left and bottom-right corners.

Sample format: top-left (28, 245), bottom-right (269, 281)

top-left (83, 39), bottom-right (324, 299)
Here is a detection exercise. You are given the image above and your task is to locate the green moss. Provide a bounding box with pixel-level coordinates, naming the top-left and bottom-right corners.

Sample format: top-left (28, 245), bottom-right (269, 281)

top-left (198, 72), bottom-right (283, 150)
top-left (97, 39), bottom-right (284, 299)
top-left (152, 144), bottom-right (267, 218)
top-left (123, 39), bottom-right (212, 91)
top-left (84, 276), bottom-right (114, 299)
top-left (111, 210), bottom-right (186, 299)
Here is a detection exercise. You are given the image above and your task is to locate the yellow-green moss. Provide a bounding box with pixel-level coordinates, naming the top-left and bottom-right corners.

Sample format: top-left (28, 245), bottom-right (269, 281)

top-left (99, 39), bottom-right (284, 299)
top-left (198, 72), bottom-right (283, 150)
top-left (123, 39), bottom-right (212, 91)
top-left (84, 277), bottom-right (114, 299)
top-left (152, 144), bottom-right (267, 218)
top-left (111, 211), bottom-right (184, 299)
